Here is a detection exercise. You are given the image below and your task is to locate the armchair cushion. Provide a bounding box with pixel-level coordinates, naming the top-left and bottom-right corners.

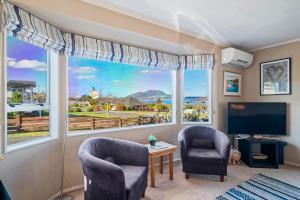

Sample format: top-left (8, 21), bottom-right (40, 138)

top-left (120, 165), bottom-right (147, 200)
top-left (191, 138), bottom-right (214, 149)
top-left (187, 148), bottom-right (223, 165)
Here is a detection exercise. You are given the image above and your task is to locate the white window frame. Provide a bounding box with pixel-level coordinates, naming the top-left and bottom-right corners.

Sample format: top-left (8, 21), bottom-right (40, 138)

top-left (3, 34), bottom-right (59, 152)
top-left (181, 69), bottom-right (212, 125)
top-left (66, 57), bottom-right (177, 136)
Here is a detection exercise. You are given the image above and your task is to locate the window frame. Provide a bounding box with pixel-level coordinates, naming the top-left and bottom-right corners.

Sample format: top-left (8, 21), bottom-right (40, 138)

top-left (3, 33), bottom-right (59, 152)
top-left (181, 69), bottom-right (212, 125)
top-left (66, 57), bottom-right (177, 136)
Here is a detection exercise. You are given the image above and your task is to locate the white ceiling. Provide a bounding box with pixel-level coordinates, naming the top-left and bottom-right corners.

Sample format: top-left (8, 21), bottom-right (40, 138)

top-left (82, 0), bottom-right (300, 51)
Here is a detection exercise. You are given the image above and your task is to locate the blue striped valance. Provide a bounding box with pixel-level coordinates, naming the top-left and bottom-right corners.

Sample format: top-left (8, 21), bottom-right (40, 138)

top-left (1, 1), bottom-right (65, 52)
top-left (64, 33), bottom-right (181, 70)
top-left (179, 55), bottom-right (214, 70)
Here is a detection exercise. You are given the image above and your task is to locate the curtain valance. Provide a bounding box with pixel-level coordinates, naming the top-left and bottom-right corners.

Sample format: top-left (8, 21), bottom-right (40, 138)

top-left (1, 1), bottom-right (65, 52)
top-left (1, 1), bottom-right (215, 69)
top-left (64, 33), bottom-right (181, 70)
top-left (179, 55), bottom-right (214, 70)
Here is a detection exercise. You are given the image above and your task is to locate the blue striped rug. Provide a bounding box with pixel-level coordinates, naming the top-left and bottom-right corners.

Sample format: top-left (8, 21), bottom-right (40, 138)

top-left (216, 174), bottom-right (300, 200)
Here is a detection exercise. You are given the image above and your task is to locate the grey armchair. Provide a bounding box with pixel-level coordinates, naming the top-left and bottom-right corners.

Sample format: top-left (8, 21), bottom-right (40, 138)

top-left (79, 137), bottom-right (148, 200)
top-left (178, 126), bottom-right (231, 182)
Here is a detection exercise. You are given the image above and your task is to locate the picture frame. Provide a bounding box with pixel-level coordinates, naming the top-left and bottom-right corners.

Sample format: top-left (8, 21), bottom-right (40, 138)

top-left (260, 58), bottom-right (291, 95)
top-left (223, 71), bottom-right (242, 96)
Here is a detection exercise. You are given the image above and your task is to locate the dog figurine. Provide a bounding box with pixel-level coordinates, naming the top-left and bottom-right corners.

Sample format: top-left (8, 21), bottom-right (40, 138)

top-left (229, 148), bottom-right (241, 165)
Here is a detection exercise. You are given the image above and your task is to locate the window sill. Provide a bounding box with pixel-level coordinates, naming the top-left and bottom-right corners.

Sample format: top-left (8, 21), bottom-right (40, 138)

top-left (67, 122), bottom-right (176, 137)
top-left (182, 121), bottom-right (212, 125)
top-left (6, 136), bottom-right (58, 153)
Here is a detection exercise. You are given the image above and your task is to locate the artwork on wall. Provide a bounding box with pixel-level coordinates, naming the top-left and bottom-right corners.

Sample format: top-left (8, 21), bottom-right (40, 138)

top-left (224, 71), bottom-right (241, 96)
top-left (260, 58), bottom-right (291, 95)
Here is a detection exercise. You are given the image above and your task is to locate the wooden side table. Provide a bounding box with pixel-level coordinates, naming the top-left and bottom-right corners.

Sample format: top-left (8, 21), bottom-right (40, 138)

top-left (145, 141), bottom-right (177, 187)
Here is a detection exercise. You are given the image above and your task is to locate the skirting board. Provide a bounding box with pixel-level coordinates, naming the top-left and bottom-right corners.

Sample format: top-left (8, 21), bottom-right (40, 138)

top-left (285, 161), bottom-right (300, 168)
top-left (48, 185), bottom-right (84, 200)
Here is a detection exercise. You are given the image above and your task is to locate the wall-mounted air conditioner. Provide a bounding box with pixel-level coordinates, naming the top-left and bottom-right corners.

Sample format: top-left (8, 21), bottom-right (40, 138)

top-left (221, 47), bottom-right (253, 68)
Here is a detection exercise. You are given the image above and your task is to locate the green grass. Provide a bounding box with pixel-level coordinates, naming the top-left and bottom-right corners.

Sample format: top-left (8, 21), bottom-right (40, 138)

top-left (69, 112), bottom-right (118, 118)
top-left (8, 131), bottom-right (49, 138)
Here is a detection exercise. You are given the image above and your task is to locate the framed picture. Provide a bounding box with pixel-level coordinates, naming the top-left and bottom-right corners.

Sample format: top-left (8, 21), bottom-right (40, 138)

top-left (260, 58), bottom-right (291, 95)
top-left (224, 71), bottom-right (242, 96)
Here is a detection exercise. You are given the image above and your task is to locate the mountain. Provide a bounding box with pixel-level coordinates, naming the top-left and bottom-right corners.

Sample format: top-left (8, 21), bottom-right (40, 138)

top-left (126, 90), bottom-right (171, 100)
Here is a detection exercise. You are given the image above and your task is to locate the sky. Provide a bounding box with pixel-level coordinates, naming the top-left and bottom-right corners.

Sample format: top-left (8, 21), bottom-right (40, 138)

top-left (184, 70), bottom-right (209, 97)
top-left (68, 57), bottom-right (173, 98)
top-left (6, 35), bottom-right (48, 93)
top-left (69, 57), bottom-right (209, 98)
top-left (6, 35), bottom-right (208, 99)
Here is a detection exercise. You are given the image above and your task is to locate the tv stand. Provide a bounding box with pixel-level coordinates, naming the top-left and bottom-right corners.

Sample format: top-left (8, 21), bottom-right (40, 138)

top-left (238, 138), bottom-right (279, 168)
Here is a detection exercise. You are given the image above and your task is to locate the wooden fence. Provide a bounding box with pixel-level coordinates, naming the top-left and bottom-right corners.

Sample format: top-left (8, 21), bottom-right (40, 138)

top-left (8, 116), bottom-right (49, 133)
top-left (7, 115), bottom-right (154, 133)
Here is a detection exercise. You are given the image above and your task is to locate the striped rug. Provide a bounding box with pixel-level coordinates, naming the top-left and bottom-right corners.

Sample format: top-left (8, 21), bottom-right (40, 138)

top-left (216, 174), bottom-right (300, 200)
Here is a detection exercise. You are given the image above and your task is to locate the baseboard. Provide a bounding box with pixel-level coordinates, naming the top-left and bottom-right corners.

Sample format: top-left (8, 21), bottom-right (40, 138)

top-left (48, 185), bottom-right (84, 200)
top-left (285, 161), bottom-right (300, 168)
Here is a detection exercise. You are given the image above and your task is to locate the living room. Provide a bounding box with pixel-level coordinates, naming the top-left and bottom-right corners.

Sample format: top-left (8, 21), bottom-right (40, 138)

top-left (0, 0), bottom-right (299, 200)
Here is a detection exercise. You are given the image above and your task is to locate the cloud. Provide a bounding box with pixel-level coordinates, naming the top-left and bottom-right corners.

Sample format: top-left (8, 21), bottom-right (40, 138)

top-left (72, 66), bottom-right (96, 74)
top-left (112, 79), bottom-right (131, 86)
top-left (140, 69), bottom-right (162, 74)
top-left (7, 58), bottom-right (47, 71)
top-left (112, 80), bottom-right (123, 83)
top-left (75, 75), bottom-right (96, 80)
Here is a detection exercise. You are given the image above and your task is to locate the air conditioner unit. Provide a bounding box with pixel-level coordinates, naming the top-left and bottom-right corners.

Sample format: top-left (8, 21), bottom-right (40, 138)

top-left (221, 47), bottom-right (253, 68)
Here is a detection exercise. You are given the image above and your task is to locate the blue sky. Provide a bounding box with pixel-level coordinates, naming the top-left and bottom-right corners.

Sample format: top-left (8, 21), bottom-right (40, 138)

top-left (184, 70), bottom-right (209, 97)
top-left (68, 57), bottom-right (173, 98)
top-left (6, 35), bottom-right (208, 98)
top-left (7, 36), bottom-right (48, 93)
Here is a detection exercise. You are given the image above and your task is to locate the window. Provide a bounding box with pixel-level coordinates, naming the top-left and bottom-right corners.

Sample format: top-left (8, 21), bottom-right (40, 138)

top-left (5, 35), bottom-right (51, 147)
top-left (182, 70), bottom-right (211, 123)
top-left (67, 57), bottom-right (175, 133)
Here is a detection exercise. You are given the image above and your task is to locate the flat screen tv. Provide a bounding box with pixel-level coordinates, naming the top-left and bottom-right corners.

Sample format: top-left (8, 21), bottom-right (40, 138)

top-left (228, 102), bottom-right (287, 135)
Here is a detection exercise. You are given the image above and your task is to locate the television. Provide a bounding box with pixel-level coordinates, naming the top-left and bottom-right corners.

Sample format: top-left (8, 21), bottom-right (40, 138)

top-left (228, 102), bottom-right (287, 135)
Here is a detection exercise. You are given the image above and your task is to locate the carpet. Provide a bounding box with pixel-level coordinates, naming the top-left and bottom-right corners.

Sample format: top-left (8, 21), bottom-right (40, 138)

top-left (216, 173), bottom-right (300, 200)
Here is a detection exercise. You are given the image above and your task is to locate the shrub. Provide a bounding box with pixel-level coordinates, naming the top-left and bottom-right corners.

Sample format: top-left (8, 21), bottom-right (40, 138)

top-left (184, 104), bottom-right (193, 109)
top-left (75, 107), bottom-right (82, 112)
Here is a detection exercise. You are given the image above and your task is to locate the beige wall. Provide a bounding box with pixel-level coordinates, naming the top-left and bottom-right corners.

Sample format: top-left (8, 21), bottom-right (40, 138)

top-left (0, 1), bottom-right (244, 199)
top-left (244, 41), bottom-right (300, 165)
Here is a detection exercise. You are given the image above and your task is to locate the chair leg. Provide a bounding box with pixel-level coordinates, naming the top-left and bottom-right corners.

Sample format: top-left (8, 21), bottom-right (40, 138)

top-left (185, 173), bottom-right (190, 179)
top-left (220, 175), bottom-right (224, 182)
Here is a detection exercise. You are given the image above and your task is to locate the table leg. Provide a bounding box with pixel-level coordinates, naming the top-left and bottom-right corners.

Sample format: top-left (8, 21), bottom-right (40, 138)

top-left (150, 156), bottom-right (155, 187)
top-left (169, 153), bottom-right (173, 180)
top-left (160, 156), bottom-right (164, 174)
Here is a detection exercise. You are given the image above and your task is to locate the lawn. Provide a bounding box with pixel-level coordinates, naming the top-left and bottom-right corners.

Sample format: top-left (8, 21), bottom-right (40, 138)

top-left (69, 110), bottom-right (169, 119)
top-left (8, 131), bottom-right (49, 145)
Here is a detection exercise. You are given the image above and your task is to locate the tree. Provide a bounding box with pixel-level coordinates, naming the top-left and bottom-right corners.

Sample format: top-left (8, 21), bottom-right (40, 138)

top-left (155, 98), bottom-right (162, 104)
top-left (11, 91), bottom-right (22, 104)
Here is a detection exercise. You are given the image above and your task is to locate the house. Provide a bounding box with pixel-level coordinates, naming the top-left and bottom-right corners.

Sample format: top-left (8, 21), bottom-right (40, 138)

top-left (0, 1), bottom-right (299, 200)
top-left (7, 80), bottom-right (36, 104)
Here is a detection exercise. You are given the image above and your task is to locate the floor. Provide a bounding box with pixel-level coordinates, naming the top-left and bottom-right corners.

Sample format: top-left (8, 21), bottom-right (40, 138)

top-left (67, 161), bottom-right (300, 200)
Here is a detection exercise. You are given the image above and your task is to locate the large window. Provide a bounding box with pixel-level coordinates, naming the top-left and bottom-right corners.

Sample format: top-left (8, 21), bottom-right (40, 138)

top-left (67, 57), bottom-right (175, 133)
top-left (182, 70), bottom-right (211, 123)
top-left (5, 36), bottom-right (51, 147)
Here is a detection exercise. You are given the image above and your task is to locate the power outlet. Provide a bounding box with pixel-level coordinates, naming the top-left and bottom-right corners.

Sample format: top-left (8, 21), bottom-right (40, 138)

top-left (0, 154), bottom-right (4, 160)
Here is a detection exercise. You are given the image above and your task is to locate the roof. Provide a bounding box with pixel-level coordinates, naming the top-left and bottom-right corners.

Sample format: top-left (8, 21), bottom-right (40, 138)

top-left (7, 80), bottom-right (36, 88)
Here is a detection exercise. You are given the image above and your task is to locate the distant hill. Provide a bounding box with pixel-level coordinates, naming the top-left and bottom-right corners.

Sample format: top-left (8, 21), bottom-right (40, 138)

top-left (126, 90), bottom-right (171, 100)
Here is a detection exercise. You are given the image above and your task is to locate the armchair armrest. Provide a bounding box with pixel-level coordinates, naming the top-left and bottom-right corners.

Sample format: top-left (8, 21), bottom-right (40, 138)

top-left (79, 151), bottom-right (126, 200)
top-left (178, 127), bottom-right (189, 161)
top-left (214, 131), bottom-right (231, 165)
